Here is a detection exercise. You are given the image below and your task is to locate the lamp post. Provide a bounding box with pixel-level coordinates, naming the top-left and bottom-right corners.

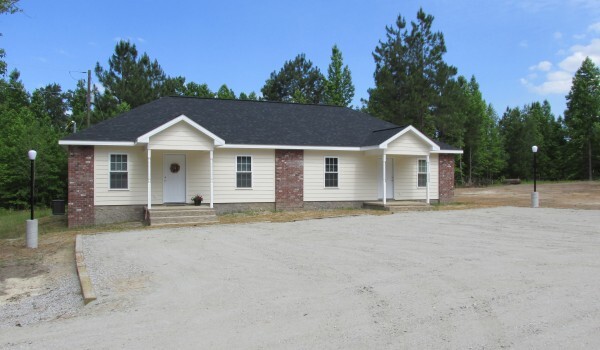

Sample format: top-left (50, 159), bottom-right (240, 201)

top-left (531, 145), bottom-right (539, 208)
top-left (26, 150), bottom-right (38, 248)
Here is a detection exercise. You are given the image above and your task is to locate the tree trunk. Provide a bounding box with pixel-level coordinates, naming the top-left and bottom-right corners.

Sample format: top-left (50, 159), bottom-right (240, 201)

top-left (589, 138), bottom-right (593, 181)
top-left (468, 146), bottom-right (473, 185)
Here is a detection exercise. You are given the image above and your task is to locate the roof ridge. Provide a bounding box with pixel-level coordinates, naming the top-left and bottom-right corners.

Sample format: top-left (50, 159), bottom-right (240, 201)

top-left (164, 95), bottom-right (347, 109)
top-left (371, 125), bottom-right (407, 133)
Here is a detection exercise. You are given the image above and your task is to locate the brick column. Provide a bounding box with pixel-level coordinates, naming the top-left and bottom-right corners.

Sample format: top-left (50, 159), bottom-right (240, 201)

top-left (275, 150), bottom-right (304, 210)
top-left (68, 146), bottom-right (95, 227)
top-left (438, 154), bottom-right (455, 203)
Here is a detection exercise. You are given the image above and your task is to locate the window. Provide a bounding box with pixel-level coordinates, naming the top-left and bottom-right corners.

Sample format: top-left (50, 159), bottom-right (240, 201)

top-left (417, 159), bottom-right (427, 187)
top-left (325, 157), bottom-right (338, 188)
top-left (236, 156), bottom-right (252, 188)
top-left (110, 154), bottom-right (128, 189)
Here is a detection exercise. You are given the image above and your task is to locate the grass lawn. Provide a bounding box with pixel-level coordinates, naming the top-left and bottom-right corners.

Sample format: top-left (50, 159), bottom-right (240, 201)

top-left (0, 208), bottom-right (67, 240)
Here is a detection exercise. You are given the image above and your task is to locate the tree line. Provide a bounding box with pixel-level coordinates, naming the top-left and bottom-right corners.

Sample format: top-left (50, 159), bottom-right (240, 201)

top-left (0, 4), bottom-right (598, 209)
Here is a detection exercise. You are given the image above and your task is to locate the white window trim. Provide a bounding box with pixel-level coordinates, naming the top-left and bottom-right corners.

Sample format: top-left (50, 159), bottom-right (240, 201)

top-left (108, 153), bottom-right (129, 191)
top-left (417, 158), bottom-right (427, 188)
top-left (324, 156), bottom-right (339, 189)
top-left (235, 155), bottom-right (253, 189)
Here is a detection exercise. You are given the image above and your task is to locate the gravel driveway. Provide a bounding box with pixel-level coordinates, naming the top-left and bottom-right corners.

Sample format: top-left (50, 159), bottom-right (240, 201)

top-left (2, 207), bottom-right (600, 349)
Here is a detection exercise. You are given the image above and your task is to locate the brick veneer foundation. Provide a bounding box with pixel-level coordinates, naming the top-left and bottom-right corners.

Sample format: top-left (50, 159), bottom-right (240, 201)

top-left (275, 150), bottom-right (304, 210)
top-left (68, 146), bottom-right (95, 227)
top-left (438, 154), bottom-right (455, 203)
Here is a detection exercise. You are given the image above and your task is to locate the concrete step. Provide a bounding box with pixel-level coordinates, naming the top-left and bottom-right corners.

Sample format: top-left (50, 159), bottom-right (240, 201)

top-left (151, 220), bottom-right (220, 227)
top-left (150, 215), bottom-right (219, 225)
top-left (146, 205), bottom-right (218, 226)
top-left (148, 208), bottom-right (216, 218)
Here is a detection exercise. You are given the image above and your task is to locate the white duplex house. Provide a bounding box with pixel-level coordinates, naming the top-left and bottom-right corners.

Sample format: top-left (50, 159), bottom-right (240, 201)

top-left (59, 97), bottom-right (462, 227)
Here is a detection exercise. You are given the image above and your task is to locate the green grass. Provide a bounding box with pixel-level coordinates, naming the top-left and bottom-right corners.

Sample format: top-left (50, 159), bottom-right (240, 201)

top-left (0, 208), bottom-right (67, 240)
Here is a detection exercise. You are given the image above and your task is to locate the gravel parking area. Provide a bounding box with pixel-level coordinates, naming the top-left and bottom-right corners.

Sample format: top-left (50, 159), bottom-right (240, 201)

top-left (1, 207), bottom-right (600, 349)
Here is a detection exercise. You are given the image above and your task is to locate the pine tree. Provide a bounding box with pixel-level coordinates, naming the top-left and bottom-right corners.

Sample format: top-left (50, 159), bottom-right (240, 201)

top-left (261, 54), bottom-right (325, 104)
top-left (324, 45), bottom-right (354, 107)
top-left (217, 84), bottom-right (236, 99)
top-left (367, 8), bottom-right (457, 135)
top-left (95, 40), bottom-right (168, 108)
top-left (564, 57), bottom-right (600, 180)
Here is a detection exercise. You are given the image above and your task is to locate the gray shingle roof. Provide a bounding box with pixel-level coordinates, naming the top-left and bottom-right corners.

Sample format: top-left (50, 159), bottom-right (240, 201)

top-left (62, 97), bottom-right (458, 150)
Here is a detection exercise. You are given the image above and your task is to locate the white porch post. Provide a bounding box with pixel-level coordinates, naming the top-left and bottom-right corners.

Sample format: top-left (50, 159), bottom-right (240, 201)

top-left (147, 148), bottom-right (152, 209)
top-left (426, 154), bottom-right (430, 204)
top-left (382, 153), bottom-right (387, 206)
top-left (210, 149), bottom-right (214, 209)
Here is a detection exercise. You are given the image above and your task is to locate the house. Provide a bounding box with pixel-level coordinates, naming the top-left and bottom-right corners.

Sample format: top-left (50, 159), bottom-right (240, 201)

top-left (59, 97), bottom-right (462, 227)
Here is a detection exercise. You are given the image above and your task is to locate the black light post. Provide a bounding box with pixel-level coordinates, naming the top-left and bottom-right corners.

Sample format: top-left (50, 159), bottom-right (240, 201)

top-left (531, 145), bottom-right (539, 208)
top-left (27, 150), bottom-right (38, 248)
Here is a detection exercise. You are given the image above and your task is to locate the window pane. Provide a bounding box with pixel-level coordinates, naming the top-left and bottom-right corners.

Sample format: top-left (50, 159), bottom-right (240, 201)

top-left (418, 173), bottom-right (427, 187)
top-left (237, 156), bottom-right (251, 172)
top-left (237, 172), bottom-right (252, 188)
top-left (418, 160), bottom-right (427, 173)
top-left (325, 173), bottom-right (338, 187)
top-left (110, 172), bottom-right (128, 189)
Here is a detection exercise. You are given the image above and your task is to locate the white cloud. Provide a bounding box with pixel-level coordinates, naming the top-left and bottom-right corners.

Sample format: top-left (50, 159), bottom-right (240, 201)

top-left (36, 56), bottom-right (47, 63)
top-left (519, 40), bottom-right (529, 48)
top-left (137, 37), bottom-right (146, 43)
top-left (573, 33), bottom-right (586, 40)
top-left (522, 36), bottom-right (600, 95)
top-left (588, 22), bottom-right (600, 33)
top-left (530, 61), bottom-right (553, 71)
top-left (554, 31), bottom-right (563, 40)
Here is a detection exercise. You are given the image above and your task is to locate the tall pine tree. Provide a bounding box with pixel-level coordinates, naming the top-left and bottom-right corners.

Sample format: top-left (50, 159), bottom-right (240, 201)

top-left (324, 45), bottom-right (354, 107)
top-left (367, 8), bottom-right (457, 135)
top-left (564, 57), bottom-right (600, 180)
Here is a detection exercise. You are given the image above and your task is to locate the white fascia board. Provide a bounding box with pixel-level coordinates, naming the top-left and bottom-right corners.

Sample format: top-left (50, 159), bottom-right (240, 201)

top-left (219, 144), bottom-right (363, 151)
top-left (58, 140), bottom-right (135, 146)
top-left (431, 150), bottom-right (464, 154)
top-left (136, 114), bottom-right (225, 146)
top-left (379, 125), bottom-right (441, 151)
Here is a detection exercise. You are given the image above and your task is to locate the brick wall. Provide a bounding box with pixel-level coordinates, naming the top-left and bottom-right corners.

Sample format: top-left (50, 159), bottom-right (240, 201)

top-left (439, 154), bottom-right (455, 203)
top-left (275, 150), bottom-right (304, 210)
top-left (68, 146), bottom-right (95, 227)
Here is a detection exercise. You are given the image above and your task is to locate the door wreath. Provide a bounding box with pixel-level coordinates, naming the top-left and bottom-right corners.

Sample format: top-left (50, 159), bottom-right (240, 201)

top-left (170, 163), bottom-right (181, 173)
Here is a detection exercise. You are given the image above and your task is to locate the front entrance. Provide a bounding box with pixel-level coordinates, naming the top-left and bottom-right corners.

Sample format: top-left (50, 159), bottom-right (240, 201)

top-left (378, 158), bottom-right (394, 199)
top-left (163, 154), bottom-right (186, 203)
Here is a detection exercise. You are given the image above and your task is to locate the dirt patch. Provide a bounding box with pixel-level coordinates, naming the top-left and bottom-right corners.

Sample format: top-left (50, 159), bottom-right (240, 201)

top-left (454, 181), bottom-right (600, 210)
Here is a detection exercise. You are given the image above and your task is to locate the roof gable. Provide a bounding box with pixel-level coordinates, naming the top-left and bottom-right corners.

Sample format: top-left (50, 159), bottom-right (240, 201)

top-left (137, 114), bottom-right (225, 146)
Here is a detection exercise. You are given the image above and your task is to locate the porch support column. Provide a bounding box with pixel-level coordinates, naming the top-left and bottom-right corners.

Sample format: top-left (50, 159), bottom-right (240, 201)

top-left (382, 153), bottom-right (387, 206)
top-left (147, 148), bottom-right (152, 209)
top-left (426, 154), bottom-right (430, 204)
top-left (210, 149), bottom-right (214, 209)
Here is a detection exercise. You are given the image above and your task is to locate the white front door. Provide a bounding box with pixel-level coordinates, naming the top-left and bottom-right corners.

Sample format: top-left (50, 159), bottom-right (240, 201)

top-left (163, 154), bottom-right (186, 203)
top-left (378, 158), bottom-right (394, 199)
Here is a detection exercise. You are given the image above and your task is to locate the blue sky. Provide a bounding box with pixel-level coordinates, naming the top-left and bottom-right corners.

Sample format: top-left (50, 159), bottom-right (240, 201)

top-left (3, 0), bottom-right (600, 118)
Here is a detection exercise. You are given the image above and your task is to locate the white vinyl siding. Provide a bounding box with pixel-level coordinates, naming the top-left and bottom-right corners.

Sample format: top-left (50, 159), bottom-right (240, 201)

top-left (393, 154), bottom-right (438, 200)
top-left (304, 151), bottom-right (379, 201)
top-left (148, 121), bottom-right (214, 150)
top-left (95, 146), bottom-right (147, 205)
top-left (386, 131), bottom-right (432, 155)
top-left (213, 149), bottom-right (274, 203)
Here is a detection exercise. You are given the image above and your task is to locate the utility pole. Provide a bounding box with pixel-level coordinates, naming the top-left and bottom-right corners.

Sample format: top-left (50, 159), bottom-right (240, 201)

top-left (86, 69), bottom-right (91, 127)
